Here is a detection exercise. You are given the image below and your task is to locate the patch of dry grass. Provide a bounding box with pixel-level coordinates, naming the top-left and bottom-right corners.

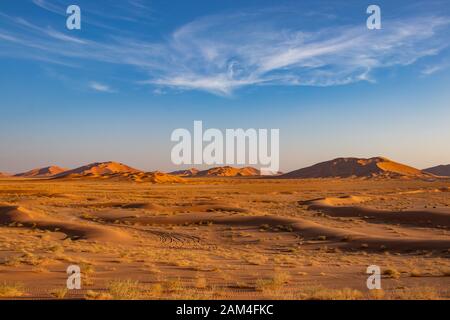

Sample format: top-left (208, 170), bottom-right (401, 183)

top-left (297, 286), bottom-right (364, 300)
top-left (383, 268), bottom-right (401, 279)
top-left (0, 282), bottom-right (24, 298)
top-left (107, 279), bottom-right (142, 300)
top-left (49, 288), bottom-right (68, 299)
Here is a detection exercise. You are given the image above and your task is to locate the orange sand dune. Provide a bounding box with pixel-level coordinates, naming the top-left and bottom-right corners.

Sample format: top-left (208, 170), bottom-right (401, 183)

top-left (280, 157), bottom-right (433, 179)
top-left (54, 161), bottom-right (141, 178)
top-left (51, 162), bottom-right (185, 183)
top-left (91, 208), bottom-right (450, 252)
top-left (102, 171), bottom-right (186, 183)
top-left (14, 166), bottom-right (68, 178)
top-left (0, 204), bottom-right (131, 242)
top-left (196, 166), bottom-right (260, 177)
top-left (78, 200), bottom-right (251, 214)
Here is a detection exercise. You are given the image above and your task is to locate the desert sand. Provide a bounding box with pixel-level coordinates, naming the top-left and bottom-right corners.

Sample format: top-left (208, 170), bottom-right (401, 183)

top-left (0, 170), bottom-right (449, 300)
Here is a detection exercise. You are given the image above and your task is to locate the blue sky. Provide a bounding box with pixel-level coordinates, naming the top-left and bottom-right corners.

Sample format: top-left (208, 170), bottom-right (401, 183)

top-left (0, 0), bottom-right (449, 173)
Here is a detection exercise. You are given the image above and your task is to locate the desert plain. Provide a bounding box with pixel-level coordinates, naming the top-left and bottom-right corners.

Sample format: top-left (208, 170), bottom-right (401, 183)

top-left (0, 173), bottom-right (449, 300)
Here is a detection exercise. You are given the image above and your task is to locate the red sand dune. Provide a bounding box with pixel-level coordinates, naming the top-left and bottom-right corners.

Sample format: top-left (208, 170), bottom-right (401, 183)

top-left (280, 157), bottom-right (433, 179)
top-left (14, 166), bottom-right (68, 178)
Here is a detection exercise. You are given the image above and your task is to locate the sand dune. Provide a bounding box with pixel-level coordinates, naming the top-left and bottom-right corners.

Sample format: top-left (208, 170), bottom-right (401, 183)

top-left (14, 166), bottom-right (68, 178)
top-left (280, 157), bottom-right (433, 179)
top-left (0, 204), bottom-right (130, 242)
top-left (0, 172), bottom-right (11, 178)
top-left (300, 196), bottom-right (450, 228)
top-left (424, 164), bottom-right (450, 177)
top-left (74, 199), bottom-right (450, 253)
top-left (49, 162), bottom-right (185, 183)
top-left (143, 171), bottom-right (186, 183)
top-left (54, 161), bottom-right (141, 178)
top-left (90, 208), bottom-right (450, 252)
top-left (196, 166), bottom-right (260, 177)
top-left (93, 171), bottom-right (186, 183)
top-left (169, 168), bottom-right (199, 177)
top-left (170, 166), bottom-right (260, 177)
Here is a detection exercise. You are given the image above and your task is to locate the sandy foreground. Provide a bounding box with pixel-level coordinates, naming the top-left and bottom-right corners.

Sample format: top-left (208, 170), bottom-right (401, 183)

top-left (0, 177), bottom-right (449, 300)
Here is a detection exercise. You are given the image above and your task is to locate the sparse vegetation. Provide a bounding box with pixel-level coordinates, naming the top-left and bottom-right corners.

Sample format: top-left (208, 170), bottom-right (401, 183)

top-left (107, 279), bottom-right (142, 300)
top-left (383, 268), bottom-right (401, 279)
top-left (0, 178), bottom-right (448, 300)
top-left (0, 282), bottom-right (24, 298)
top-left (49, 288), bottom-right (68, 299)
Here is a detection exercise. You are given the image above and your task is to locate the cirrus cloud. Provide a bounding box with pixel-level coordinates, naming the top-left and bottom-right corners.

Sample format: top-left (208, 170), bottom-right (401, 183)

top-left (0, 5), bottom-right (449, 96)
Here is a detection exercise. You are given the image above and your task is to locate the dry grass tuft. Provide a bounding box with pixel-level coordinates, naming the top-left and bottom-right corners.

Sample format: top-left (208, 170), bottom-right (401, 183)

top-left (49, 288), bottom-right (68, 299)
top-left (85, 290), bottom-right (113, 300)
top-left (383, 268), bottom-right (401, 279)
top-left (107, 279), bottom-right (142, 300)
top-left (297, 286), bottom-right (363, 300)
top-left (0, 282), bottom-right (25, 298)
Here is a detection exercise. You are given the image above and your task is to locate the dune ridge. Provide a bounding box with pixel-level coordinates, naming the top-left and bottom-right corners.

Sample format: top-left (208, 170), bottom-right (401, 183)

top-left (0, 204), bottom-right (131, 242)
top-left (169, 168), bottom-right (199, 177)
top-left (197, 166), bottom-right (260, 177)
top-left (299, 196), bottom-right (450, 228)
top-left (53, 161), bottom-right (141, 178)
top-left (424, 164), bottom-right (450, 177)
top-left (280, 157), bottom-right (433, 179)
top-left (90, 209), bottom-right (450, 252)
top-left (14, 166), bottom-right (68, 178)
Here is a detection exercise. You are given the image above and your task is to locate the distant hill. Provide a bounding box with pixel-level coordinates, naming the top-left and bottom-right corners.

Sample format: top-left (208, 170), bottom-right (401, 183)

top-left (196, 166), bottom-right (260, 177)
top-left (15, 166), bottom-right (68, 178)
top-left (423, 164), bottom-right (450, 177)
top-left (143, 171), bottom-right (186, 183)
top-left (169, 168), bottom-right (199, 177)
top-left (96, 171), bottom-right (186, 183)
top-left (52, 161), bottom-right (185, 183)
top-left (279, 157), bottom-right (432, 179)
top-left (54, 161), bottom-right (141, 178)
top-left (0, 172), bottom-right (11, 178)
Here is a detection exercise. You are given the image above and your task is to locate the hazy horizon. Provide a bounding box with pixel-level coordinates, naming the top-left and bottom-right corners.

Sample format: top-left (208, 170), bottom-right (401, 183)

top-left (2, 154), bottom-right (449, 175)
top-left (1, 0), bottom-right (450, 173)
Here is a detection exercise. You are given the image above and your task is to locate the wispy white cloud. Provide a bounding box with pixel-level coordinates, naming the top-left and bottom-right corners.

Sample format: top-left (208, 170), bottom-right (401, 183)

top-left (421, 61), bottom-right (450, 75)
top-left (147, 13), bottom-right (450, 95)
top-left (89, 81), bottom-right (114, 93)
top-left (1, 7), bottom-right (449, 95)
